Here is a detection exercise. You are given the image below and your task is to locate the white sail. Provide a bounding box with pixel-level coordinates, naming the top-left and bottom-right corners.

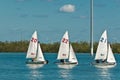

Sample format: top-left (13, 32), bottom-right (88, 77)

top-left (95, 30), bottom-right (107, 60)
top-left (69, 44), bottom-right (78, 63)
top-left (26, 31), bottom-right (38, 58)
top-left (36, 43), bottom-right (45, 61)
top-left (57, 31), bottom-right (69, 60)
top-left (107, 44), bottom-right (116, 63)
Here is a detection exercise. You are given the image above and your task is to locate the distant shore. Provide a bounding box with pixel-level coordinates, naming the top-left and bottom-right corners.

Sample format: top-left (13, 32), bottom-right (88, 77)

top-left (0, 41), bottom-right (120, 53)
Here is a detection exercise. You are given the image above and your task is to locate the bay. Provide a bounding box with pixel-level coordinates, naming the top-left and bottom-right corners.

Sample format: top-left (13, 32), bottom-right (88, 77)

top-left (0, 53), bottom-right (120, 80)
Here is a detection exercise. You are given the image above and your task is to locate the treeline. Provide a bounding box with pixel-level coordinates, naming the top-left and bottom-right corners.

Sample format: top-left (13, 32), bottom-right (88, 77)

top-left (0, 41), bottom-right (120, 53)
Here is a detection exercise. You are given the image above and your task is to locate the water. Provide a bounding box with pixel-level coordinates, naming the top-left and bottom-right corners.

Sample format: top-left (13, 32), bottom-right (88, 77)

top-left (0, 53), bottom-right (120, 80)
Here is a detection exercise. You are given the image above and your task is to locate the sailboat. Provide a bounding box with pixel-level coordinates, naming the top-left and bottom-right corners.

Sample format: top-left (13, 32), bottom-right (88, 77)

top-left (92, 30), bottom-right (116, 67)
top-left (56, 31), bottom-right (78, 64)
top-left (26, 31), bottom-right (48, 64)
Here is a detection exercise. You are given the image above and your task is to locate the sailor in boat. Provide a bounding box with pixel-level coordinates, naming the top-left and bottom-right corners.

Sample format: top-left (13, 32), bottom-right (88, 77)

top-left (95, 60), bottom-right (100, 63)
top-left (95, 59), bottom-right (107, 64)
top-left (60, 59), bottom-right (65, 64)
top-left (30, 58), bottom-right (49, 64)
top-left (102, 59), bottom-right (106, 63)
top-left (29, 58), bottom-right (36, 63)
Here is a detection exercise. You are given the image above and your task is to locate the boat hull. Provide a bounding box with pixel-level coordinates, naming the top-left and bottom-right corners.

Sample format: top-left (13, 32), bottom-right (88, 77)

top-left (57, 62), bottom-right (78, 69)
top-left (92, 62), bottom-right (116, 68)
top-left (26, 61), bottom-right (48, 64)
top-left (55, 62), bottom-right (78, 65)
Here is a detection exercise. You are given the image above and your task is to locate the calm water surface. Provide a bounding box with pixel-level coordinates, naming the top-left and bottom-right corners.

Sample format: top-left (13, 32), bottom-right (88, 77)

top-left (0, 53), bottom-right (120, 80)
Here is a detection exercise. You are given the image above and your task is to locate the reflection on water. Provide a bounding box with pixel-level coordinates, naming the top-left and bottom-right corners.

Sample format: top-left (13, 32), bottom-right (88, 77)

top-left (57, 64), bottom-right (77, 69)
top-left (57, 64), bottom-right (77, 80)
top-left (97, 68), bottom-right (113, 80)
top-left (95, 64), bottom-right (116, 80)
top-left (59, 69), bottom-right (71, 80)
top-left (26, 64), bottom-right (44, 80)
top-left (29, 70), bottom-right (43, 80)
top-left (26, 64), bottom-right (44, 69)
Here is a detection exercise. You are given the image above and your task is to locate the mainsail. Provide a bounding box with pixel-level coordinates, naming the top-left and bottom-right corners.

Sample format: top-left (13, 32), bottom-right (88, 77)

top-left (57, 31), bottom-right (69, 60)
top-left (95, 30), bottom-right (107, 61)
top-left (26, 31), bottom-right (38, 58)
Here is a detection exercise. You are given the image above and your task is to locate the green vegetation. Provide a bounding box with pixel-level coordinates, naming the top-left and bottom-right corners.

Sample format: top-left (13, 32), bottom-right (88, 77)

top-left (0, 41), bottom-right (120, 53)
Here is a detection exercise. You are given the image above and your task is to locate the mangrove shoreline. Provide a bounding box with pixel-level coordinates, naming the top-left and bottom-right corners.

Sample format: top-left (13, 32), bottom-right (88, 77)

top-left (0, 41), bottom-right (120, 53)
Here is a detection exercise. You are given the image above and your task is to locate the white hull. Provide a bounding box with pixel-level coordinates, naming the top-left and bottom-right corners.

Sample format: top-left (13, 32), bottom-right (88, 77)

top-left (92, 62), bottom-right (116, 68)
top-left (26, 60), bottom-right (48, 64)
top-left (55, 61), bottom-right (78, 65)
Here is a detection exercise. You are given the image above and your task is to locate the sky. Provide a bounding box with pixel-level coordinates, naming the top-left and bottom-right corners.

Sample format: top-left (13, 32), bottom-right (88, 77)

top-left (0, 0), bottom-right (120, 43)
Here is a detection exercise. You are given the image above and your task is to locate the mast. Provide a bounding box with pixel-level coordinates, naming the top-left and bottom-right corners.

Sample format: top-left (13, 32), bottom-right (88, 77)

top-left (90, 0), bottom-right (94, 56)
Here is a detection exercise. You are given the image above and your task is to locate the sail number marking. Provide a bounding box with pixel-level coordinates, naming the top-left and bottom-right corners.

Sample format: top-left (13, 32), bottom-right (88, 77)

top-left (62, 54), bottom-right (66, 56)
top-left (100, 37), bottom-right (106, 43)
top-left (31, 38), bottom-right (37, 43)
top-left (31, 53), bottom-right (35, 55)
top-left (62, 38), bottom-right (68, 44)
top-left (100, 53), bottom-right (104, 56)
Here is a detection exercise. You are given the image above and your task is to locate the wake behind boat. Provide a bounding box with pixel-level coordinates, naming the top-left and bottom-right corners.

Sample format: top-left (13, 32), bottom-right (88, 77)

top-left (92, 30), bottom-right (116, 67)
top-left (55, 31), bottom-right (78, 65)
top-left (26, 31), bottom-right (48, 64)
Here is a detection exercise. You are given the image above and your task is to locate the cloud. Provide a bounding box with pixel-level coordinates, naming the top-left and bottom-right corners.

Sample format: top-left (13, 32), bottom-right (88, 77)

top-left (60, 4), bottom-right (75, 13)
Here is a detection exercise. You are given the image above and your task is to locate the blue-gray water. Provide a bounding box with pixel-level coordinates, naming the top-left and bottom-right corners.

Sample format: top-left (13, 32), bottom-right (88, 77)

top-left (0, 53), bottom-right (120, 80)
